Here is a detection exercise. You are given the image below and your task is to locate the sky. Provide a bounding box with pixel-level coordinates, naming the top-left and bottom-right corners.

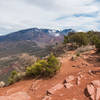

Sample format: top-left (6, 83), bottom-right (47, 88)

top-left (0, 0), bottom-right (100, 35)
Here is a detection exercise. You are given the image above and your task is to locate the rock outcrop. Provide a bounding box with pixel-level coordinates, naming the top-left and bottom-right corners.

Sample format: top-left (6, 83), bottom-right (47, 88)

top-left (86, 80), bottom-right (100, 100)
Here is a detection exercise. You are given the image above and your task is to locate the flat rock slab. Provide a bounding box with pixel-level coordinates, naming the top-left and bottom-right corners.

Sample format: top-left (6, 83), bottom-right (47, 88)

top-left (64, 75), bottom-right (75, 83)
top-left (0, 92), bottom-right (30, 100)
top-left (64, 83), bottom-right (73, 89)
top-left (47, 83), bottom-right (64, 95)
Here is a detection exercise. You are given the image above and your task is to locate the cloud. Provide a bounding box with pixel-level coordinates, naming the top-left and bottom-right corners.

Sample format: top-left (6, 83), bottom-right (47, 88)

top-left (0, 0), bottom-right (100, 35)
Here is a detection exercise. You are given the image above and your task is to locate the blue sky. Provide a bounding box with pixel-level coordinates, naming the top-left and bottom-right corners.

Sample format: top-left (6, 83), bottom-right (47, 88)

top-left (0, 0), bottom-right (100, 35)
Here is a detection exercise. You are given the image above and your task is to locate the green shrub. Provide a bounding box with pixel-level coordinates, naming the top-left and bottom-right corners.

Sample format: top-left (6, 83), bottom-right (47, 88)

top-left (26, 60), bottom-right (48, 77)
top-left (26, 54), bottom-right (60, 78)
top-left (87, 31), bottom-right (100, 52)
top-left (8, 70), bottom-right (21, 85)
top-left (64, 31), bottom-right (100, 52)
top-left (95, 39), bottom-right (100, 52)
top-left (87, 31), bottom-right (100, 45)
top-left (64, 32), bottom-right (89, 46)
top-left (46, 53), bottom-right (60, 76)
top-left (64, 36), bottom-right (69, 44)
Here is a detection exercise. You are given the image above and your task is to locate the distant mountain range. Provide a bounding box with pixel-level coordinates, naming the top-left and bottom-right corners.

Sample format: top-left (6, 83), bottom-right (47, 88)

top-left (0, 28), bottom-right (74, 42)
top-left (0, 28), bottom-right (74, 57)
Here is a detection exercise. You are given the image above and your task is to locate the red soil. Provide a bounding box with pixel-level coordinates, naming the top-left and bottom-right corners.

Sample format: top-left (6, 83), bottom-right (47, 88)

top-left (0, 50), bottom-right (100, 100)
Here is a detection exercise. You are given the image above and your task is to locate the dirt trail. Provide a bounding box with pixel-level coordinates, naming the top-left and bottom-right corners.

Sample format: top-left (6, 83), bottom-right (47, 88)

top-left (0, 50), bottom-right (100, 100)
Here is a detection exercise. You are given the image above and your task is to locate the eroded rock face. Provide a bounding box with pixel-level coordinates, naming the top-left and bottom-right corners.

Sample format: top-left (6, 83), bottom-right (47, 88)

top-left (0, 92), bottom-right (30, 100)
top-left (86, 80), bottom-right (100, 100)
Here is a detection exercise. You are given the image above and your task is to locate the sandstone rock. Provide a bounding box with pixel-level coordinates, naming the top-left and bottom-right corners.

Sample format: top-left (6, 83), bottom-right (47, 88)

top-left (96, 88), bottom-right (100, 100)
top-left (47, 83), bottom-right (63, 95)
top-left (64, 83), bottom-right (73, 89)
top-left (87, 84), bottom-right (95, 100)
top-left (86, 80), bottom-right (100, 100)
top-left (76, 76), bottom-right (81, 85)
top-left (91, 80), bottom-right (100, 87)
top-left (0, 81), bottom-right (5, 88)
top-left (64, 75), bottom-right (75, 83)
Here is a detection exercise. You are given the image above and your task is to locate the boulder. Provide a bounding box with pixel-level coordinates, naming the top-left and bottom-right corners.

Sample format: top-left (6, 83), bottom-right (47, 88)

top-left (87, 84), bottom-right (95, 100)
top-left (86, 80), bottom-right (100, 100)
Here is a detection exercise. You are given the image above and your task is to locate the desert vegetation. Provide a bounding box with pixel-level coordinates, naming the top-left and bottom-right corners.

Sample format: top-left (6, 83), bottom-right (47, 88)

top-left (8, 54), bottom-right (60, 85)
top-left (26, 54), bottom-right (60, 77)
top-left (8, 70), bottom-right (21, 85)
top-left (64, 31), bottom-right (100, 52)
